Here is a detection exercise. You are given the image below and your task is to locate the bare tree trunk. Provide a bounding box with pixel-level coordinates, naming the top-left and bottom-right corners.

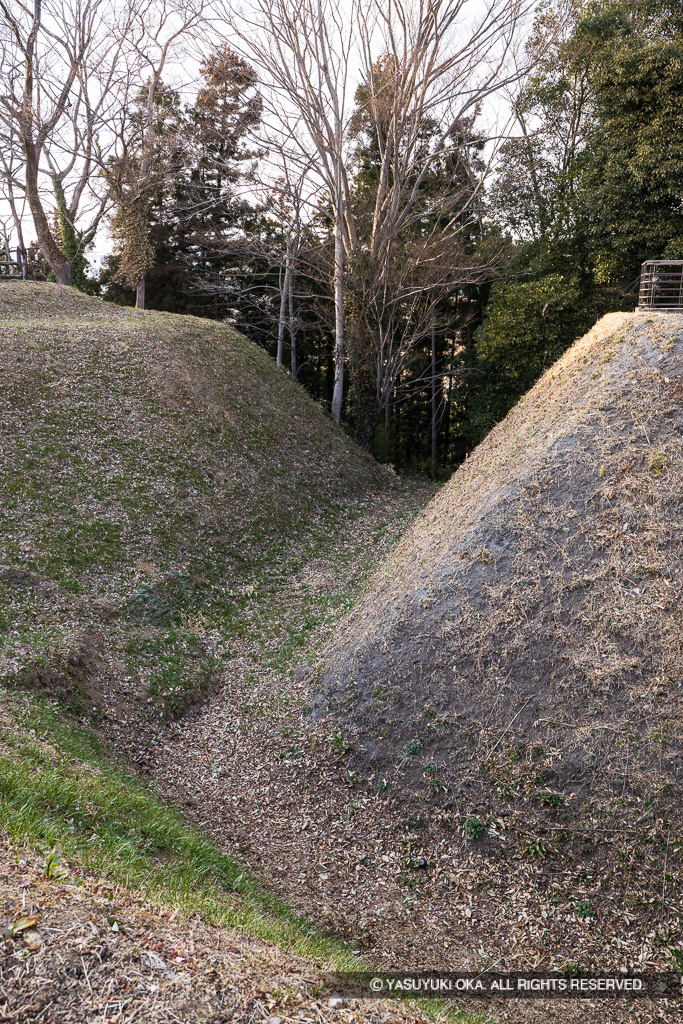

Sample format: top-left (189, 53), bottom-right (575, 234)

top-left (327, 351), bottom-right (334, 403)
top-left (331, 207), bottom-right (345, 425)
top-left (136, 275), bottom-right (146, 310)
top-left (24, 145), bottom-right (71, 285)
top-left (444, 332), bottom-right (456, 457)
top-left (288, 268), bottom-right (297, 379)
top-left (276, 240), bottom-right (292, 367)
top-left (431, 320), bottom-right (437, 480)
top-left (1, 159), bottom-right (28, 276)
top-left (16, 234), bottom-right (27, 280)
top-left (276, 272), bottom-right (287, 366)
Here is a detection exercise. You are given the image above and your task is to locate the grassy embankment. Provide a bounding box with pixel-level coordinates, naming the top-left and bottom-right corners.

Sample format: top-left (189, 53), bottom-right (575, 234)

top-left (0, 284), bottom-right (460, 1016)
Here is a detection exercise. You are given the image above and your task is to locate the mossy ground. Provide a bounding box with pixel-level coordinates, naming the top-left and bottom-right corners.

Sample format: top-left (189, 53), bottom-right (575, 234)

top-left (0, 282), bottom-right (395, 718)
top-left (0, 283), bottom-right (464, 1020)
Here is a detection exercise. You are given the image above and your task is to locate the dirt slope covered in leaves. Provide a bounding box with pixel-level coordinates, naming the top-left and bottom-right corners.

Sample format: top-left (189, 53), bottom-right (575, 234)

top-left (138, 312), bottom-right (682, 1020)
top-left (0, 282), bottom-right (393, 717)
top-left (319, 311), bottom-right (683, 862)
top-left (0, 838), bottom-right (433, 1024)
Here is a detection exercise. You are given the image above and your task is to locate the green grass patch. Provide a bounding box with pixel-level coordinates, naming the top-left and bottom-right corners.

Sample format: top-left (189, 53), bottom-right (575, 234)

top-left (0, 695), bottom-right (484, 1021)
top-left (0, 694), bottom-right (357, 964)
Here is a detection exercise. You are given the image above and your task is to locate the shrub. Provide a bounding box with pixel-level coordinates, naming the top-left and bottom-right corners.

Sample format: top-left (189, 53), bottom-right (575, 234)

top-left (465, 815), bottom-right (486, 840)
top-left (464, 275), bottom-right (629, 443)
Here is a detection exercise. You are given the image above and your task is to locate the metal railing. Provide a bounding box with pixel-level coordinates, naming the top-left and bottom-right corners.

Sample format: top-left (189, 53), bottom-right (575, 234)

top-left (638, 260), bottom-right (683, 311)
top-left (0, 248), bottom-right (48, 281)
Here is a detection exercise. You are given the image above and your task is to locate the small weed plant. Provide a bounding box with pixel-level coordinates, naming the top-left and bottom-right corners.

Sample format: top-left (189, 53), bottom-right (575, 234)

top-left (465, 816), bottom-right (485, 840)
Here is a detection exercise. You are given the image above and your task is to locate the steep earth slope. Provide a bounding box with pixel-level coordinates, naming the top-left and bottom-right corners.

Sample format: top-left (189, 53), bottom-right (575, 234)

top-left (0, 841), bottom-right (429, 1024)
top-left (0, 282), bottom-right (393, 717)
top-left (320, 312), bottom-right (683, 865)
top-left (135, 313), bottom-right (682, 1013)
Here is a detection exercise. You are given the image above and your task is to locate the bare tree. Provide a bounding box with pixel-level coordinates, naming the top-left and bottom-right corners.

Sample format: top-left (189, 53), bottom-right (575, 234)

top-left (220, 0), bottom-right (358, 423)
top-left (45, 5), bottom-right (138, 287)
top-left (0, 0), bottom-right (206, 294)
top-left (269, 159), bottom-right (313, 373)
top-left (0, 0), bottom-right (143, 285)
top-left (221, 0), bottom-right (535, 427)
top-left (0, 121), bottom-right (28, 269)
top-left (493, 1), bottom-right (595, 244)
top-left (0, 0), bottom-right (124, 284)
top-left (274, 196), bottom-right (295, 369)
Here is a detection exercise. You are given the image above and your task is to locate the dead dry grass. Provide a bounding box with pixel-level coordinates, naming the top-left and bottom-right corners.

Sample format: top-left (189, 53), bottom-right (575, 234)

top-left (0, 839), bottom-right (437, 1024)
top-left (303, 311), bottom-right (683, 982)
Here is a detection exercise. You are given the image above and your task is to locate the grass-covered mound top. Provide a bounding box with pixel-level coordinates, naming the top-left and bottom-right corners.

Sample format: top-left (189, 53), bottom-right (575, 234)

top-left (320, 312), bottom-right (683, 870)
top-left (0, 283), bottom-right (392, 716)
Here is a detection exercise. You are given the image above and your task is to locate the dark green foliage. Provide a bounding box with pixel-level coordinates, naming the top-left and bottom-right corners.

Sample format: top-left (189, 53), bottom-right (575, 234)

top-left (579, 1), bottom-right (683, 280)
top-left (460, 0), bottom-right (683, 445)
top-left (574, 899), bottom-right (595, 919)
top-left (465, 816), bottom-right (485, 840)
top-left (541, 791), bottom-right (566, 808)
top-left (464, 274), bottom-right (627, 442)
top-left (102, 46), bottom-right (262, 317)
top-left (126, 572), bottom-right (196, 625)
top-left (52, 178), bottom-right (99, 293)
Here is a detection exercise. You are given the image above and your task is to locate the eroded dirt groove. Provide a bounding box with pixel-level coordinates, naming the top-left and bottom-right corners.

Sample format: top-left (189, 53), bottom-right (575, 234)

top-left (146, 314), bottom-right (683, 1022)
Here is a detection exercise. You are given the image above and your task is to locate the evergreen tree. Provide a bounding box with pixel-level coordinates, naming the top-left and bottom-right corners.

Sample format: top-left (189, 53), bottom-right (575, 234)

top-left (461, 0), bottom-right (683, 444)
top-left (103, 46), bottom-right (262, 315)
top-left (103, 82), bottom-right (187, 306)
top-left (579, 0), bottom-right (683, 279)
